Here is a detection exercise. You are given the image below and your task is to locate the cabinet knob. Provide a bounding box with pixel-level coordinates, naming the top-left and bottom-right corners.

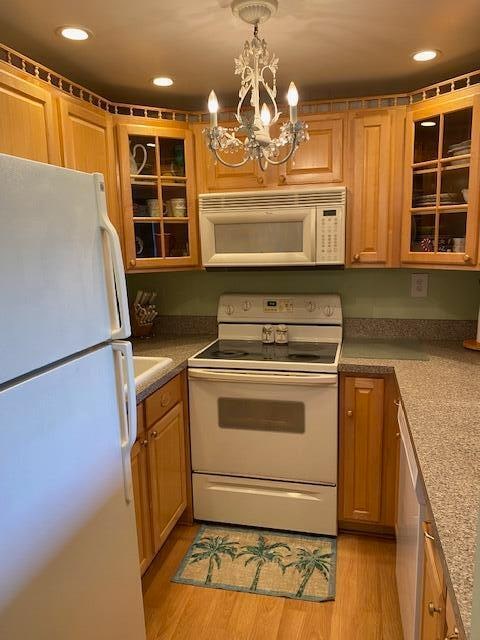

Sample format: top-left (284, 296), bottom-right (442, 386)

top-left (141, 439), bottom-right (148, 447)
top-left (160, 392), bottom-right (171, 407)
top-left (129, 258), bottom-right (136, 267)
top-left (257, 176), bottom-right (264, 185)
top-left (150, 430), bottom-right (158, 439)
top-left (463, 254), bottom-right (471, 263)
top-left (353, 254), bottom-right (360, 262)
top-left (279, 175), bottom-right (286, 184)
top-left (428, 602), bottom-right (442, 616)
top-left (347, 410), bottom-right (353, 417)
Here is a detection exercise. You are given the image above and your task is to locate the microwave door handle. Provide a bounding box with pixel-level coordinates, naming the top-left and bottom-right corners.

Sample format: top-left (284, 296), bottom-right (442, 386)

top-left (94, 173), bottom-right (131, 340)
top-left (112, 341), bottom-right (137, 504)
top-left (188, 368), bottom-right (337, 386)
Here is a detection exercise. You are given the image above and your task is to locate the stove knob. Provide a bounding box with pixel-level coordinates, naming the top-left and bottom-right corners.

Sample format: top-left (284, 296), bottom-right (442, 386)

top-left (243, 300), bottom-right (252, 312)
top-left (224, 304), bottom-right (234, 315)
top-left (324, 305), bottom-right (333, 317)
top-left (306, 301), bottom-right (316, 312)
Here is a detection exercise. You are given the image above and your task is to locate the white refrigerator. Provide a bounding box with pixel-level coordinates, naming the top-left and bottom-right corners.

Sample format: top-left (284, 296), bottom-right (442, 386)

top-left (0, 154), bottom-right (146, 639)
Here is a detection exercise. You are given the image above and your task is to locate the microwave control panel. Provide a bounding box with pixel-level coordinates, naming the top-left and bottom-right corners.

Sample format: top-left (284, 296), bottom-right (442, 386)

top-left (316, 206), bottom-right (345, 265)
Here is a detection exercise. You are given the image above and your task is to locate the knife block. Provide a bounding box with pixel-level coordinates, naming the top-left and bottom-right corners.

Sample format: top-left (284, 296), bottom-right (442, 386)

top-left (130, 306), bottom-right (155, 339)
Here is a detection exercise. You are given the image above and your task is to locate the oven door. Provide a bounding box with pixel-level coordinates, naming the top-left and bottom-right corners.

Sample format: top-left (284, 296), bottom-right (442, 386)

top-left (188, 368), bottom-right (337, 484)
top-left (200, 207), bottom-right (316, 267)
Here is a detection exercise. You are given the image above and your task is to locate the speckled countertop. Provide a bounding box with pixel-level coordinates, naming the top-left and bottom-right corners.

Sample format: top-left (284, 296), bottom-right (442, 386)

top-left (340, 339), bottom-right (480, 639)
top-left (132, 333), bottom-right (480, 638)
top-left (132, 334), bottom-right (215, 402)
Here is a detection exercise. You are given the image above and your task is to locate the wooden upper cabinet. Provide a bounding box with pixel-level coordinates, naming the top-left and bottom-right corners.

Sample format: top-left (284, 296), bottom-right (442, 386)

top-left (277, 114), bottom-right (345, 186)
top-left (348, 109), bottom-right (405, 267)
top-left (402, 91), bottom-right (480, 267)
top-left (193, 121), bottom-right (268, 191)
top-left (193, 114), bottom-right (345, 191)
top-left (58, 97), bottom-right (121, 235)
top-left (117, 121), bottom-right (199, 271)
top-left (0, 66), bottom-right (60, 164)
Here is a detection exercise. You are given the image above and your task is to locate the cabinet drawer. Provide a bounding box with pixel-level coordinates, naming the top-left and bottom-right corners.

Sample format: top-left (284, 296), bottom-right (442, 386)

top-left (136, 402), bottom-right (145, 437)
top-left (145, 375), bottom-right (181, 427)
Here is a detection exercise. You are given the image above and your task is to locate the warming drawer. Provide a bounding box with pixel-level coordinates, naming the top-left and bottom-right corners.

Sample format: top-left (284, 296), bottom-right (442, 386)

top-left (193, 473), bottom-right (337, 536)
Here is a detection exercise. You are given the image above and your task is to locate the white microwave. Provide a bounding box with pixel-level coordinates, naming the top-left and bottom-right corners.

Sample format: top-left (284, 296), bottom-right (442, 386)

top-left (199, 187), bottom-right (346, 268)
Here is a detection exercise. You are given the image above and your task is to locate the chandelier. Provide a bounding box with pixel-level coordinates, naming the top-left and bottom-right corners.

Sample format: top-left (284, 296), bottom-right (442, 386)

top-left (205, 0), bottom-right (309, 171)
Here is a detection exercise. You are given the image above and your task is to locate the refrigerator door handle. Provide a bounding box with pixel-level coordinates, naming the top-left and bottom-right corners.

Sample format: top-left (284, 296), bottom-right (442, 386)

top-left (112, 341), bottom-right (137, 504)
top-left (94, 173), bottom-right (131, 340)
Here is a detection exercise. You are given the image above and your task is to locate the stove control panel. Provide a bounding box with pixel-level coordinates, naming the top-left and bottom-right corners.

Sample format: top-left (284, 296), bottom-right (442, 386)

top-left (263, 298), bottom-right (294, 313)
top-left (218, 293), bottom-right (342, 325)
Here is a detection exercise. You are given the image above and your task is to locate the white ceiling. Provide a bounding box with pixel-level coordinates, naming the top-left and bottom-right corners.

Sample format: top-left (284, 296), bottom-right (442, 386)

top-left (1, 0), bottom-right (480, 110)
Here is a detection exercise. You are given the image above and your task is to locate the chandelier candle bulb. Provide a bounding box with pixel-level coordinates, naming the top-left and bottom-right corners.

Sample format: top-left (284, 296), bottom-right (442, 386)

top-left (208, 90), bottom-right (219, 127)
top-left (260, 103), bottom-right (271, 127)
top-left (287, 81), bottom-right (299, 123)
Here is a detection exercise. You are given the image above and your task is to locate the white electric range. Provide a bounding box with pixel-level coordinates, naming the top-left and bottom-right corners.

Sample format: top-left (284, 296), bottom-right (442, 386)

top-left (188, 294), bottom-right (342, 536)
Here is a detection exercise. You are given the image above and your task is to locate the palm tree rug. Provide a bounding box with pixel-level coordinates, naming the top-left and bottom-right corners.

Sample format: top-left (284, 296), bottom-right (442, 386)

top-left (172, 524), bottom-right (336, 602)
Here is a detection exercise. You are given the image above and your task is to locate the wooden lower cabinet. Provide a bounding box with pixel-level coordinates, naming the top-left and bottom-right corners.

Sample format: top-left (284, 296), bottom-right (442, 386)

top-left (420, 522), bottom-right (461, 640)
top-left (421, 523), bottom-right (446, 639)
top-left (131, 439), bottom-right (153, 574)
top-left (147, 402), bottom-right (187, 552)
top-left (131, 373), bottom-right (190, 574)
top-left (338, 374), bottom-right (400, 533)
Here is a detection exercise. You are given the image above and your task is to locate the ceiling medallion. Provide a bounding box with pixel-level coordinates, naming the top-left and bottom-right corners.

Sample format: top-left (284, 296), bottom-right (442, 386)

top-left (205, 0), bottom-right (308, 171)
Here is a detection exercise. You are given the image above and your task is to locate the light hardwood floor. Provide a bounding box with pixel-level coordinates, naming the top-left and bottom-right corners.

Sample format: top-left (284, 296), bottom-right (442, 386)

top-left (142, 525), bottom-right (404, 640)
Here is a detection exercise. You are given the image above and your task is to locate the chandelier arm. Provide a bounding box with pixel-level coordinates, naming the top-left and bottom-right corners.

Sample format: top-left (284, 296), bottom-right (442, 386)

top-left (258, 155), bottom-right (269, 172)
top-left (212, 147), bottom-right (252, 169)
top-left (259, 67), bottom-right (279, 123)
top-left (260, 139), bottom-right (298, 166)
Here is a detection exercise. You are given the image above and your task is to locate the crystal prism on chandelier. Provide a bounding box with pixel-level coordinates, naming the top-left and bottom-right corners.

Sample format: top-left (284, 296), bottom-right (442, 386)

top-left (204, 0), bottom-right (309, 171)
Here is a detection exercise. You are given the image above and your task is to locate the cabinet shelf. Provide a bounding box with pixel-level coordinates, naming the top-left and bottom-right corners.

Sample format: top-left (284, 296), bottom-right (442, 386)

top-left (160, 176), bottom-right (187, 183)
top-left (134, 216), bottom-right (190, 223)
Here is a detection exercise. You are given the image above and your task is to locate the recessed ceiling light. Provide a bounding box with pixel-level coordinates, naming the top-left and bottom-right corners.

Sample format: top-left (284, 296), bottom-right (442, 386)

top-left (56, 26), bottom-right (92, 41)
top-left (152, 76), bottom-right (173, 87)
top-left (420, 121), bottom-right (437, 127)
top-left (412, 50), bottom-right (439, 62)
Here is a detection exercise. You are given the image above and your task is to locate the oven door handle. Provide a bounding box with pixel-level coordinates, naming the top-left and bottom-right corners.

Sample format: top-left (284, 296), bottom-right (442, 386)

top-left (188, 368), bottom-right (337, 386)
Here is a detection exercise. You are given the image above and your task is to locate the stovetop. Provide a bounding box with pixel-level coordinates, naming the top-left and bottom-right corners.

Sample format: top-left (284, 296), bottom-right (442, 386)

top-left (191, 339), bottom-right (339, 365)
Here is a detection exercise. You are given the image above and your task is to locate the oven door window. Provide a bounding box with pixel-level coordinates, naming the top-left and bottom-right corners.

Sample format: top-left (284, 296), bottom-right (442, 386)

top-left (218, 397), bottom-right (305, 433)
top-left (214, 221), bottom-right (303, 254)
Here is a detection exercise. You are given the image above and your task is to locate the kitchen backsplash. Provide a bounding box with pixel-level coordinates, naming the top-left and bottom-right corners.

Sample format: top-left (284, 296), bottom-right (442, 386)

top-left (148, 315), bottom-right (475, 340)
top-left (127, 268), bottom-right (480, 321)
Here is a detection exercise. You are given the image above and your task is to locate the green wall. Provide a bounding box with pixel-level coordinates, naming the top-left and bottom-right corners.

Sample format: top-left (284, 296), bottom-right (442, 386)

top-left (127, 269), bottom-right (480, 320)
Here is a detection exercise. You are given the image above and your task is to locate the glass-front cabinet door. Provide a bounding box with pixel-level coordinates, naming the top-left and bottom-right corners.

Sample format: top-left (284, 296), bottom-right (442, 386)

top-left (117, 123), bottom-right (198, 270)
top-left (402, 95), bottom-right (480, 266)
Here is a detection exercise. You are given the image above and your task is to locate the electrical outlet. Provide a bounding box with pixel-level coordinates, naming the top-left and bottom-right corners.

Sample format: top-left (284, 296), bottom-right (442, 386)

top-left (411, 273), bottom-right (428, 298)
